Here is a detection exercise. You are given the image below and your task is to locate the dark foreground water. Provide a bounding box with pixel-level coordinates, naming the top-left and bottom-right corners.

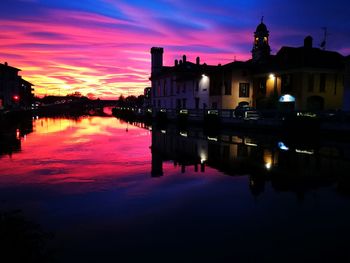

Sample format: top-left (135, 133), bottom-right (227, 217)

top-left (1, 113), bottom-right (350, 262)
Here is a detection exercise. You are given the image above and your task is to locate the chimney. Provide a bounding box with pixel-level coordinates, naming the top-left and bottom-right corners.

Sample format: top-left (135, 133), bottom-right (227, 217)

top-left (179, 59), bottom-right (183, 65)
top-left (175, 59), bottom-right (178, 66)
top-left (4, 62), bottom-right (8, 66)
top-left (183, 55), bottom-right (186, 63)
top-left (304, 36), bottom-right (313, 48)
top-left (150, 47), bottom-right (164, 74)
top-left (196, 57), bottom-right (200, 65)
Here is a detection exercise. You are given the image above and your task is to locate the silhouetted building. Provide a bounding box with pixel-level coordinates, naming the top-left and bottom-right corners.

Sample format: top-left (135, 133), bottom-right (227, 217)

top-left (252, 18), bottom-right (271, 63)
top-left (143, 87), bottom-right (152, 108)
top-left (0, 62), bottom-right (21, 109)
top-left (344, 56), bottom-right (350, 111)
top-left (19, 78), bottom-right (35, 109)
top-left (0, 62), bottom-right (34, 110)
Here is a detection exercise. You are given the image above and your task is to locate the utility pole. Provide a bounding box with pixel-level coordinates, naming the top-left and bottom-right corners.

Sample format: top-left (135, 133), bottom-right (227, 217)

top-left (320, 27), bottom-right (328, 50)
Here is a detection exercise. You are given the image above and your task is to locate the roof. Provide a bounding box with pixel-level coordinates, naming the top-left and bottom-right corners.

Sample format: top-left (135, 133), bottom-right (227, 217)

top-left (21, 78), bottom-right (34, 86)
top-left (275, 46), bottom-right (344, 70)
top-left (150, 61), bottom-right (217, 80)
top-left (256, 22), bottom-right (268, 33)
top-left (0, 62), bottom-right (21, 72)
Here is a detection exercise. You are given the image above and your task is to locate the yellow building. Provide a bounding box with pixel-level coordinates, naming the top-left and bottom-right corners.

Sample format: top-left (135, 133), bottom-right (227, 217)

top-left (208, 62), bottom-right (253, 109)
top-left (253, 35), bottom-right (345, 111)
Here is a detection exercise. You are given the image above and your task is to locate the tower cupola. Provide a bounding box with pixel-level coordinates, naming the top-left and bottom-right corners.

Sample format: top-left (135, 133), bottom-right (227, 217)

top-left (252, 17), bottom-right (271, 63)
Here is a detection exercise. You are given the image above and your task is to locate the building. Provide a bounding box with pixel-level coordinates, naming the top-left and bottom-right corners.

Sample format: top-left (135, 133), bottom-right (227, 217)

top-left (150, 47), bottom-right (212, 113)
top-left (0, 62), bottom-right (21, 109)
top-left (344, 56), bottom-right (350, 111)
top-left (0, 62), bottom-right (34, 110)
top-left (19, 78), bottom-right (35, 109)
top-left (208, 62), bottom-right (254, 110)
top-left (253, 35), bottom-right (345, 111)
top-left (150, 21), bottom-right (348, 113)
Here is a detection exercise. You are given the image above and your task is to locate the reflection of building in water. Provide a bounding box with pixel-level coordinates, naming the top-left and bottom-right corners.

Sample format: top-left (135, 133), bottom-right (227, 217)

top-left (151, 125), bottom-right (274, 177)
top-left (151, 125), bottom-right (207, 176)
top-left (151, 124), bottom-right (350, 197)
top-left (0, 117), bottom-right (33, 157)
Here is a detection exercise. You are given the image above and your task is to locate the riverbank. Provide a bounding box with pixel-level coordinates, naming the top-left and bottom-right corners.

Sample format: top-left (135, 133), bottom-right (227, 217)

top-left (112, 107), bottom-right (350, 139)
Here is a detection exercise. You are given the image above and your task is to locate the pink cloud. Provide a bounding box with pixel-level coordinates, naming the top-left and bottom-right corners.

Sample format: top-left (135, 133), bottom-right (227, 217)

top-left (0, 7), bottom-right (254, 99)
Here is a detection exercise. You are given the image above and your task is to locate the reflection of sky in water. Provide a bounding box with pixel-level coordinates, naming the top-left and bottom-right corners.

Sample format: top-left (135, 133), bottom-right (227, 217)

top-left (0, 117), bottom-right (154, 194)
top-left (1, 116), bottom-right (350, 262)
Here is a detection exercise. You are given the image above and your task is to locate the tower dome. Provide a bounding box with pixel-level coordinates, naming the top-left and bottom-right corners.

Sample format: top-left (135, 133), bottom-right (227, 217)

top-left (252, 17), bottom-right (271, 63)
top-left (256, 22), bottom-right (268, 33)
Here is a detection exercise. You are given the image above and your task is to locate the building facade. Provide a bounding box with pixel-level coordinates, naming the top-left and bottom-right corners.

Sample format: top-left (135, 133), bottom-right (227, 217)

top-left (150, 21), bottom-right (348, 113)
top-left (150, 48), bottom-right (211, 112)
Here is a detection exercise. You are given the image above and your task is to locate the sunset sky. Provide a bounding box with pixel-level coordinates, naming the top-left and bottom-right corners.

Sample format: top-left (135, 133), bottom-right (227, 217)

top-left (1, 0), bottom-right (349, 99)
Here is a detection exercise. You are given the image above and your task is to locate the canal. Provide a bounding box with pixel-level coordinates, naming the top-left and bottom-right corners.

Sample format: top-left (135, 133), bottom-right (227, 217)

top-left (1, 111), bottom-right (350, 262)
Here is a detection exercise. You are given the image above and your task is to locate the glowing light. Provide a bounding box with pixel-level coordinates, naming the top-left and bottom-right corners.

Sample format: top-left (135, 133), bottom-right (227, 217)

top-left (279, 94), bottom-right (295, 103)
top-left (269, 73), bottom-right (275, 79)
top-left (278, 141), bottom-right (289, 151)
top-left (245, 142), bottom-right (258, 147)
top-left (296, 112), bottom-right (317, 118)
top-left (16, 129), bottom-right (20, 140)
top-left (207, 136), bottom-right (218, 141)
top-left (295, 149), bottom-right (314, 155)
top-left (13, 95), bottom-right (20, 101)
top-left (265, 162), bottom-right (272, 170)
top-left (180, 131), bottom-right (188, 137)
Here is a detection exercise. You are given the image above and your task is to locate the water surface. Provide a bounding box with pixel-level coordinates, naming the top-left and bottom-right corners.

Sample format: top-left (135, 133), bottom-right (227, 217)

top-left (1, 114), bottom-right (350, 262)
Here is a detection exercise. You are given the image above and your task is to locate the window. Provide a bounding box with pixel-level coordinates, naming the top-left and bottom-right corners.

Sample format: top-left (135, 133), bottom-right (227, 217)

top-left (281, 74), bottom-right (292, 93)
top-left (320, 73), bottom-right (326, 93)
top-left (171, 81), bottom-right (174, 95)
top-left (308, 74), bottom-right (314, 92)
top-left (195, 98), bottom-right (199, 109)
top-left (163, 80), bottom-right (166, 96)
top-left (224, 81), bottom-right (231, 95)
top-left (210, 81), bottom-right (220, 96)
top-left (182, 98), bottom-right (187, 108)
top-left (176, 99), bottom-right (181, 109)
top-left (239, 83), bottom-right (250, 97)
top-left (157, 85), bottom-right (161, 97)
top-left (195, 80), bottom-right (199, 92)
top-left (158, 100), bottom-right (161, 108)
top-left (259, 80), bottom-right (266, 95)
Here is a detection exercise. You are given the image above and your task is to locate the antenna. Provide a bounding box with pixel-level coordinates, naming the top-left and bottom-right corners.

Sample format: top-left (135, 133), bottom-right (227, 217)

top-left (261, 16), bottom-right (264, 23)
top-left (320, 27), bottom-right (328, 50)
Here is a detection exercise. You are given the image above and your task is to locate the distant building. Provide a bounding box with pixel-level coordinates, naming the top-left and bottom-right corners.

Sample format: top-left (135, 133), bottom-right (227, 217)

top-left (19, 78), bottom-right (35, 109)
top-left (0, 62), bottom-right (21, 109)
top-left (150, 48), bottom-right (211, 111)
top-left (0, 62), bottom-right (34, 110)
top-left (150, 21), bottom-right (348, 113)
top-left (143, 87), bottom-right (152, 108)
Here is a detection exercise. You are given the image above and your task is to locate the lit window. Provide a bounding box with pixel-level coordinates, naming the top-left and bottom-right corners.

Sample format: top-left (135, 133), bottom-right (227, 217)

top-left (239, 83), bottom-right (250, 97)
